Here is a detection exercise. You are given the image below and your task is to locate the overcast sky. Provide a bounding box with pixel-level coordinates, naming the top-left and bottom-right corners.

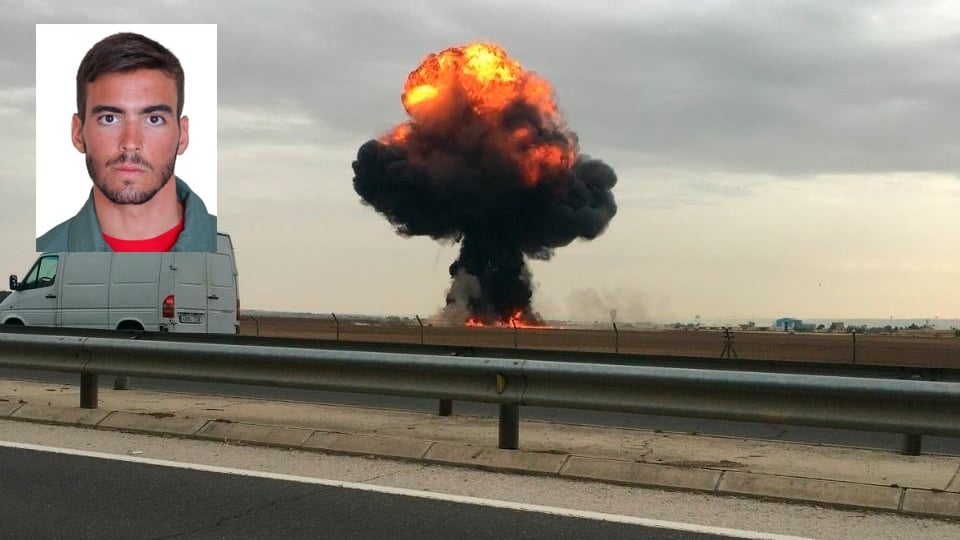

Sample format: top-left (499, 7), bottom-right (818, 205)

top-left (1, 0), bottom-right (958, 324)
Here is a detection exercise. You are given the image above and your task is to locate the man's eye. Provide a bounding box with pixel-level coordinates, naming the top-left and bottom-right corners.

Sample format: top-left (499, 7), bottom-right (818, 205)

top-left (147, 115), bottom-right (166, 125)
top-left (98, 114), bottom-right (117, 125)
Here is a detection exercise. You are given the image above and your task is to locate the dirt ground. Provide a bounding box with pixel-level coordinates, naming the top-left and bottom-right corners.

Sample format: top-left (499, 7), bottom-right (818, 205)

top-left (238, 314), bottom-right (960, 369)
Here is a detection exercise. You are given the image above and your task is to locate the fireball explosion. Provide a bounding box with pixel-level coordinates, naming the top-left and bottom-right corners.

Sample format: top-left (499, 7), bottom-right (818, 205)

top-left (352, 43), bottom-right (617, 325)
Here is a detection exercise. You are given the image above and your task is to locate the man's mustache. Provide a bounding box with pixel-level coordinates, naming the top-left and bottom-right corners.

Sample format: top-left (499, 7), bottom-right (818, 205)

top-left (105, 152), bottom-right (155, 171)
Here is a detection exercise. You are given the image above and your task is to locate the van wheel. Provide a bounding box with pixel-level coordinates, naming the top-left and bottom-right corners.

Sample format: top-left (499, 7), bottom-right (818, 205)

top-left (4, 319), bottom-right (24, 325)
top-left (116, 321), bottom-right (145, 333)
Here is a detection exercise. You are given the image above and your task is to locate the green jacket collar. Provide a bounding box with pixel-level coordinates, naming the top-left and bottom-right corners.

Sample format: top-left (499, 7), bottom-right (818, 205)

top-left (37, 177), bottom-right (217, 253)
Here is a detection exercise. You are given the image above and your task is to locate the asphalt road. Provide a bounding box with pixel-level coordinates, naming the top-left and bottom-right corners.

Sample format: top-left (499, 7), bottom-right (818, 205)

top-left (1, 367), bottom-right (957, 455)
top-left (0, 445), bottom-right (748, 540)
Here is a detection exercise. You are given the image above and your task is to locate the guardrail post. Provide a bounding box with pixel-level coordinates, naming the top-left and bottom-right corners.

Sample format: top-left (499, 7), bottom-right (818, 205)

top-left (901, 434), bottom-right (922, 456)
top-left (332, 312), bottom-right (339, 341)
top-left (415, 315), bottom-right (424, 345)
top-left (80, 372), bottom-right (98, 409)
top-left (499, 404), bottom-right (520, 449)
top-left (900, 373), bottom-right (923, 455)
top-left (250, 314), bottom-right (260, 336)
top-left (613, 322), bottom-right (619, 353)
top-left (438, 399), bottom-right (453, 416)
top-left (512, 320), bottom-right (519, 349)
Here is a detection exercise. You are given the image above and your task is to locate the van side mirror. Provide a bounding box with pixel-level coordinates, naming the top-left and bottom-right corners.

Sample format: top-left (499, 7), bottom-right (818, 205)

top-left (8, 275), bottom-right (18, 291)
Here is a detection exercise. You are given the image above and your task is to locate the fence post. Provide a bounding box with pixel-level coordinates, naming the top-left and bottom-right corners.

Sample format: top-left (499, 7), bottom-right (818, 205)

top-left (721, 328), bottom-right (738, 359)
top-left (512, 319), bottom-right (519, 349)
top-left (332, 312), bottom-right (339, 341)
top-left (613, 322), bottom-right (619, 353)
top-left (80, 372), bottom-right (98, 409)
top-left (415, 315), bottom-right (424, 345)
top-left (250, 314), bottom-right (260, 337)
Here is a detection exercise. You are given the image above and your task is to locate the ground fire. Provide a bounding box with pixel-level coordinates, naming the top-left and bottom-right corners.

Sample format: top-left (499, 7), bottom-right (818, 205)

top-left (352, 43), bottom-right (617, 326)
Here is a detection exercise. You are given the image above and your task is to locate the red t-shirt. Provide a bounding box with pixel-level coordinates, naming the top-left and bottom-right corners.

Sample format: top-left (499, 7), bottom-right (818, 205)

top-left (103, 217), bottom-right (185, 252)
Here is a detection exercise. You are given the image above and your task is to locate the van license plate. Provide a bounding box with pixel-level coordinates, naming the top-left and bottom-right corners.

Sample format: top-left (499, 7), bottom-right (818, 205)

top-left (179, 313), bottom-right (203, 324)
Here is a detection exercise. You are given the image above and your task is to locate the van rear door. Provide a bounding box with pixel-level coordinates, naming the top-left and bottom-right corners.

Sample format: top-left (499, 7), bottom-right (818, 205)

top-left (171, 253), bottom-right (207, 332)
top-left (205, 252), bottom-right (237, 334)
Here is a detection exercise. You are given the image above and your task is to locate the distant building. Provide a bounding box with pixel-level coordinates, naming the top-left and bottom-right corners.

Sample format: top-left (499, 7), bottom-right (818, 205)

top-left (775, 317), bottom-right (802, 331)
top-left (828, 321), bottom-right (845, 332)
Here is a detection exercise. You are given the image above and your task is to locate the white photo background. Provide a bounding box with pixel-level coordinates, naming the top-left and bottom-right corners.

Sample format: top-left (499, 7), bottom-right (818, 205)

top-left (35, 23), bottom-right (218, 238)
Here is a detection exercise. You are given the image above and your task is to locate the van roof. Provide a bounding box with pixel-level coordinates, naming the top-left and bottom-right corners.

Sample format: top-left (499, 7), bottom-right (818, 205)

top-left (216, 232), bottom-right (233, 256)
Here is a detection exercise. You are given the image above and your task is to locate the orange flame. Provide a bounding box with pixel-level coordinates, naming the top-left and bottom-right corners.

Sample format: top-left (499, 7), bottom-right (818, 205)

top-left (403, 43), bottom-right (534, 115)
top-left (381, 42), bottom-right (575, 184)
top-left (463, 309), bottom-right (548, 329)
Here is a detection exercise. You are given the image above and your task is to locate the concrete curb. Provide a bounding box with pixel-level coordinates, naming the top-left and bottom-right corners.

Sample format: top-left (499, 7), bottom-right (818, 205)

top-left (902, 490), bottom-right (960, 518)
top-left (98, 411), bottom-right (209, 437)
top-left (423, 442), bottom-right (567, 475)
top-left (304, 431), bottom-right (434, 460)
top-left (949, 471), bottom-right (960, 493)
top-left (0, 400), bottom-right (23, 417)
top-left (2, 400), bottom-right (958, 521)
top-left (198, 420), bottom-right (314, 448)
top-left (717, 471), bottom-right (902, 511)
top-left (560, 455), bottom-right (722, 492)
top-left (12, 403), bottom-right (110, 427)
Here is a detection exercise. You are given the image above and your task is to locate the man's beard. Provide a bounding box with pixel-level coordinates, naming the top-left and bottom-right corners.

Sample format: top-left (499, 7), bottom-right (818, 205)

top-left (87, 151), bottom-right (177, 205)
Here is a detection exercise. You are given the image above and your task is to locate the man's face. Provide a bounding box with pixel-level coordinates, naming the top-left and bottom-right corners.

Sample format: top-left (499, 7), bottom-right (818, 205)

top-left (72, 69), bottom-right (189, 205)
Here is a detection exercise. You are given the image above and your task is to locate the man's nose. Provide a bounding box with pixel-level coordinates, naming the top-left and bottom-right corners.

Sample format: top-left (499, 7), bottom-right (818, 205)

top-left (119, 121), bottom-right (142, 152)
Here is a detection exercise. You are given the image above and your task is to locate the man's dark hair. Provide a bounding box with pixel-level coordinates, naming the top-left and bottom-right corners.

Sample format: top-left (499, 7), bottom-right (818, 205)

top-left (76, 32), bottom-right (185, 123)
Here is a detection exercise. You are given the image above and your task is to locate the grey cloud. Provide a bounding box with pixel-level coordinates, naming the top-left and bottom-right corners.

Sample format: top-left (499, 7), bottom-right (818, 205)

top-left (214, 1), bottom-right (472, 142)
top-left (229, 0), bottom-right (958, 176)
top-left (434, 1), bottom-right (960, 175)
top-left (2, 0), bottom-right (958, 179)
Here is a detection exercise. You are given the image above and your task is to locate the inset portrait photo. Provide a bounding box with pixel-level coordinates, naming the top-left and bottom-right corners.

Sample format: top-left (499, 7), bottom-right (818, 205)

top-left (36, 24), bottom-right (218, 253)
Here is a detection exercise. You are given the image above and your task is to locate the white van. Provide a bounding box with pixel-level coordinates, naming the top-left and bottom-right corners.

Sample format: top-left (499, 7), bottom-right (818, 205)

top-left (0, 233), bottom-right (239, 334)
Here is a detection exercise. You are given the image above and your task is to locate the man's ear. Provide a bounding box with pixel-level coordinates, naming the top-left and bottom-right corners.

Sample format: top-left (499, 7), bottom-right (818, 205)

top-left (71, 114), bottom-right (85, 153)
top-left (177, 115), bottom-right (189, 155)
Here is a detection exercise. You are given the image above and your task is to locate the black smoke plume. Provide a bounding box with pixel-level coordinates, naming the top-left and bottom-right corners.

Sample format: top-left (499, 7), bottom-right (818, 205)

top-left (352, 91), bottom-right (617, 324)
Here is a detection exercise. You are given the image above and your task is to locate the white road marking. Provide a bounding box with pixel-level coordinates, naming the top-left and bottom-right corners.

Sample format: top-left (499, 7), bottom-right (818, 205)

top-left (0, 440), bottom-right (813, 540)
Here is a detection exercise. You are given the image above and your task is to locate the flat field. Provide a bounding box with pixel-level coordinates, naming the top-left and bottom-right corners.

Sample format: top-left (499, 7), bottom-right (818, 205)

top-left (238, 314), bottom-right (960, 369)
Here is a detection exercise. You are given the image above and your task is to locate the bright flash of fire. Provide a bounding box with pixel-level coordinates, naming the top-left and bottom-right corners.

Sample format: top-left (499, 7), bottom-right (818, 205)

top-left (402, 43), bottom-right (540, 114)
top-left (465, 310), bottom-right (548, 329)
top-left (381, 42), bottom-right (575, 184)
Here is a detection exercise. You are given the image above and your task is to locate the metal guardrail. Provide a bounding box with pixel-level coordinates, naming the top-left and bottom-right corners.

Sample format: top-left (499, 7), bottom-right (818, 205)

top-left (1, 333), bottom-right (958, 453)
top-left (2, 324), bottom-right (953, 382)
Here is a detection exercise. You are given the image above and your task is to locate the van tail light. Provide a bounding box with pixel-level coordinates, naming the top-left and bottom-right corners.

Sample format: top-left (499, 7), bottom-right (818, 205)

top-left (162, 295), bottom-right (175, 318)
